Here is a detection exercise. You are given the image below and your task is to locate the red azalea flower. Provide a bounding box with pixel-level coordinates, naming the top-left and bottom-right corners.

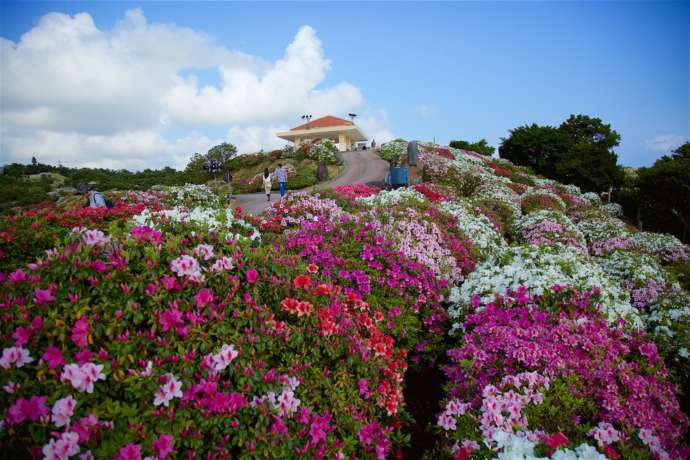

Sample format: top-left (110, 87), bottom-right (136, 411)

top-left (603, 445), bottom-right (620, 460)
top-left (293, 274), bottom-right (311, 290)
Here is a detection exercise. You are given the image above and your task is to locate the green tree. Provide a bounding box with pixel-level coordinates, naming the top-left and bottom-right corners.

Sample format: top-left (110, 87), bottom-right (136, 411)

top-left (555, 115), bottom-right (623, 191)
top-left (206, 143), bottom-right (238, 164)
top-left (498, 124), bottom-right (567, 177)
top-left (499, 115), bottom-right (623, 192)
top-left (449, 139), bottom-right (495, 156)
top-left (637, 142), bottom-right (690, 241)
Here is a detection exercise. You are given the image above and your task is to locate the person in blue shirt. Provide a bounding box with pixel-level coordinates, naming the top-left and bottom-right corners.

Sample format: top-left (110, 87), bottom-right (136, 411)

top-left (274, 163), bottom-right (288, 197)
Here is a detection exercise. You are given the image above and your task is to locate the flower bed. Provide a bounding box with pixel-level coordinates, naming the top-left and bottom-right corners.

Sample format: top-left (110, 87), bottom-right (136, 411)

top-left (439, 286), bottom-right (689, 460)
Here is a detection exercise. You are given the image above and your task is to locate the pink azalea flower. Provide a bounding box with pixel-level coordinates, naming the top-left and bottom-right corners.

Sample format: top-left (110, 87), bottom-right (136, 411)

top-left (153, 374), bottom-right (183, 407)
top-left (152, 434), bottom-right (174, 459)
top-left (83, 229), bottom-right (110, 247)
top-left (71, 316), bottom-right (89, 349)
top-left (209, 344), bottom-right (239, 372)
top-left (12, 326), bottom-right (31, 347)
top-left (34, 288), bottom-right (56, 306)
top-left (3, 381), bottom-right (20, 393)
top-left (245, 268), bottom-right (258, 284)
top-left (52, 395), bottom-right (77, 427)
top-left (8, 395), bottom-right (49, 424)
top-left (114, 443), bottom-right (141, 460)
top-left (0, 346), bottom-right (34, 369)
top-left (60, 363), bottom-right (106, 393)
top-left (42, 431), bottom-right (80, 460)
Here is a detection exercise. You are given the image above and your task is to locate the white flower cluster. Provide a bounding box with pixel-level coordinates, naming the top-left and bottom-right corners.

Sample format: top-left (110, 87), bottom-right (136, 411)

top-left (308, 139), bottom-right (339, 163)
top-left (358, 187), bottom-right (427, 208)
top-left (600, 202), bottom-right (623, 217)
top-left (582, 192), bottom-right (602, 205)
top-left (596, 251), bottom-right (669, 287)
top-left (438, 200), bottom-right (505, 256)
top-left (450, 245), bottom-right (638, 329)
top-left (132, 207), bottom-right (260, 241)
top-left (632, 231), bottom-right (686, 256)
top-left (491, 431), bottom-right (606, 460)
top-left (474, 181), bottom-right (522, 219)
top-left (576, 216), bottom-right (629, 244)
top-left (152, 184), bottom-right (222, 207)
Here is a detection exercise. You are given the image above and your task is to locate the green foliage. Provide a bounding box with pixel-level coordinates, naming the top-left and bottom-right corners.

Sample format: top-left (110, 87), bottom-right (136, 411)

top-left (499, 115), bottom-right (624, 192)
top-left (636, 142), bottom-right (690, 241)
top-left (0, 163), bottom-right (197, 208)
top-left (448, 139), bottom-right (495, 156)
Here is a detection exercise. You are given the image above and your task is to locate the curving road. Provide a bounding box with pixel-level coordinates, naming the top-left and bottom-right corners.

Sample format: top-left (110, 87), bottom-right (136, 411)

top-left (234, 149), bottom-right (388, 215)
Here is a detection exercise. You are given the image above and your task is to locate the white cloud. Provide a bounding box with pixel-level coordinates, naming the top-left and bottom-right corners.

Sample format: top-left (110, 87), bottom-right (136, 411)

top-left (644, 134), bottom-right (687, 153)
top-left (356, 110), bottom-right (395, 144)
top-left (415, 105), bottom-right (435, 118)
top-left (0, 9), bottom-right (390, 170)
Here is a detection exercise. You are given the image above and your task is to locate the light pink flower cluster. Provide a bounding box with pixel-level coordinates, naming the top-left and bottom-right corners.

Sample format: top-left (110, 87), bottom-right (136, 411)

top-left (437, 399), bottom-right (471, 431)
top-left (60, 363), bottom-right (106, 393)
top-left (479, 372), bottom-right (550, 441)
top-left (639, 428), bottom-right (671, 460)
top-left (588, 422), bottom-right (621, 447)
top-left (169, 255), bottom-right (203, 282)
top-left (52, 395), bottom-right (77, 427)
top-left (153, 373), bottom-right (183, 407)
top-left (210, 256), bottom-right (233, 272)
top-left (83, 229), bottom-right (111, 247)
top-left (0, 346), bottom-right (33, 369)
top-left (590, 237), bottom-right (638, 257)
top-left (193, 244), bottom-right (214, 261)
top-left (206, 344), bottom-right (239, 372)
top-left (274, 388), bottom-right (301, 418)
top-left (42, 431), bottom-right (80, 460)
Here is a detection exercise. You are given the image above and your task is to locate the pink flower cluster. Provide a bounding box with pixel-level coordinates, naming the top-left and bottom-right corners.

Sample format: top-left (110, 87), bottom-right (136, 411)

top-left (437, 398), bottom-right (470, 431)
top-left (206, 344), bottom-right (239, 372)
top-left (588, 421), bottom-right (621, 447)
top-left (590, 236), bottom-right (639, 256)
top-left (333, 184), bottom-right (380, 199)
top-left (639, 428), bottom-right (671, 460)
top-left (479, 372), bottom-right (549, 441)
top-left (153, 373), bottom-right (183, 407)
top-left (52, 395), bottom-right (77, 427)
top-left (83, 229), bottom-right (111, 247)
top-left (444, 286), bottom-right (689, 457)
top-left (0, 346), bottom-right (33, 369)
top-left (60, 363), bottom-right (106, 393)
top-left (42, 431), bottom-right (80, 460)
top-left (169, 254), bottom-right (203, 281)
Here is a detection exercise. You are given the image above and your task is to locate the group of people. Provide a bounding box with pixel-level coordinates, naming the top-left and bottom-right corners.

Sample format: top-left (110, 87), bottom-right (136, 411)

top-left (262, 163), bottom-right (288, 201)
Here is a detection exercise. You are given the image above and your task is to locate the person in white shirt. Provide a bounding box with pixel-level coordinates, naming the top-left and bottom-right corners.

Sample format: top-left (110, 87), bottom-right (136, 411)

top-left (262, 168), bottom-right (273, 201)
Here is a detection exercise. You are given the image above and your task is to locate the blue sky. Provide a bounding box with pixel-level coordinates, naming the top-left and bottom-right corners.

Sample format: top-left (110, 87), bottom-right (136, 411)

top-left (2, 1), bottom-right (688, 169)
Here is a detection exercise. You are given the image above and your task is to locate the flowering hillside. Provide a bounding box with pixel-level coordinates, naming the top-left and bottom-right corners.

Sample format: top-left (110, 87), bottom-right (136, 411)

top-left (1, 142), bottom-right (689, 459)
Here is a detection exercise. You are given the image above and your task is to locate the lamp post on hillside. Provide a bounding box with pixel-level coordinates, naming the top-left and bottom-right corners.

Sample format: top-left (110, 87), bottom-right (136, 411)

top-left (348, 113), bottom-right (357, 123)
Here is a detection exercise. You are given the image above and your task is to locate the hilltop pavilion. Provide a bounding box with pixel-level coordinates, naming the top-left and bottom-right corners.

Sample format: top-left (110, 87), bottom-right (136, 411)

top-left (276, 115), bottom-right (368, 152)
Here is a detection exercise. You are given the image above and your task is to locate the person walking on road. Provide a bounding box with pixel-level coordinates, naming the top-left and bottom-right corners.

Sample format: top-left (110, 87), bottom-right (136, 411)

top-left (262, 168), bottom-right (273, 201)
top-left (274, 163), bottom-right (288, 198)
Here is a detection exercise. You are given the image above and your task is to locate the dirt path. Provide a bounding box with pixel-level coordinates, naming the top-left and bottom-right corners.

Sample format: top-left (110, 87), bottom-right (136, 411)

top-left (234, 149), bottom-right (388, 215)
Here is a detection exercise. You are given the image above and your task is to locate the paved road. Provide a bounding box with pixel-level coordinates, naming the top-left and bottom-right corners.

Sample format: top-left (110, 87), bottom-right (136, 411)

top-left (234, 149), bottom-right (388, 215)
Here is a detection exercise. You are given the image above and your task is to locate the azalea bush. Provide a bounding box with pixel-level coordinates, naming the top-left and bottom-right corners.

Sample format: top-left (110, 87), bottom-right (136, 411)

top-left (378, 141), bottom-right (407, 165)
top-left (439, 286), bottom-right (689, 460)
top-left (0, 225), bottom-right (408, 458)
top-left (307, 139), bottom-right (340, 164)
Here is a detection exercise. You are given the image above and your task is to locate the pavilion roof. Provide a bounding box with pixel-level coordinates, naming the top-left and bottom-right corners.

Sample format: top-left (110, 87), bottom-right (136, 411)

top-left (291, 115), bottom-right (353, 131)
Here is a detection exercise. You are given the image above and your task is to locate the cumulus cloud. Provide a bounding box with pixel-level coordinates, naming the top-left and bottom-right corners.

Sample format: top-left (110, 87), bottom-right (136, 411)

top-left (0, 9), bottom-right (390, 169)
top-left (644, 134), bottom-right (687, 153)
